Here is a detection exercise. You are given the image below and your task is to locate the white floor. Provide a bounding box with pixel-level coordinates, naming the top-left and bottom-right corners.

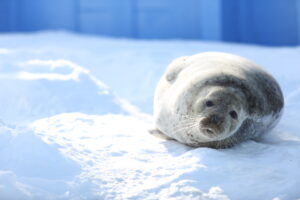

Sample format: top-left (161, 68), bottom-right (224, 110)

top-left (0, 32), bottom-right (299, 200)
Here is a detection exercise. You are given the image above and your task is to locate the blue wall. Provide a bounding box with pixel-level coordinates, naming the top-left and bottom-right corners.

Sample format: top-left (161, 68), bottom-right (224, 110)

top-left (0, 0), bottom-right (299, 46)
top-left (222, 0), bottom-right (299, 46)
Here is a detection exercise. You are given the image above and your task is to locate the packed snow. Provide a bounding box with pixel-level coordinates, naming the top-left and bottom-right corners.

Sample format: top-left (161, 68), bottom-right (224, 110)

top-left (0, 32), bottom-right (299, 200)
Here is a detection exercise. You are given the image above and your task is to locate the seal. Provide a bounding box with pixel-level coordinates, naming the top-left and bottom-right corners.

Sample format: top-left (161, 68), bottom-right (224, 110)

top-left (151, 52), bottom-right (284, 148)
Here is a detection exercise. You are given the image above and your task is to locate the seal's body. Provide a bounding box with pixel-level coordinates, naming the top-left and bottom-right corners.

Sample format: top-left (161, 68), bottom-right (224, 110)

top-left (152, 52), bottom-right (284, 148)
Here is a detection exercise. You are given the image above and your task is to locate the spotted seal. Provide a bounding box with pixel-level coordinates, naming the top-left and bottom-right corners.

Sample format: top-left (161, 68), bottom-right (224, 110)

top-left (151, 52), bottom-right (284, 148)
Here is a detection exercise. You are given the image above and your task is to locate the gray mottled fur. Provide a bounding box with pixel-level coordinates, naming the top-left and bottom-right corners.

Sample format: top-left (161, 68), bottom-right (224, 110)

top-left (152, 52), bottom-right (284, 148)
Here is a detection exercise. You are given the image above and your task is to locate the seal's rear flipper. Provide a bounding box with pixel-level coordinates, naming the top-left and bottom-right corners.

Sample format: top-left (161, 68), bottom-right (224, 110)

top-left (149, 129), bottom-right (173, 140)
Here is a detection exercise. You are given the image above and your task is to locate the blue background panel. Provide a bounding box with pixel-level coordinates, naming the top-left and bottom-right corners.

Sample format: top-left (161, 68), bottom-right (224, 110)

top-left (0, 0), bottom-right (14, 31)
top-left (80, 0), bottom-right (131, 10)
top-left (222, 0), bottom-right (299, 46)
top-left (136, 0), bottom-right (216, 39)
top-left (0, 0), bottom-right (299, 46)
top-left (79, 0), bottom-right (133, 37)
top-left (16, 0), bottom-right (76, 32)
top-left (199, 0), bottom-right (221, 40)
top-left (250, 0), bottom-right (298, 46)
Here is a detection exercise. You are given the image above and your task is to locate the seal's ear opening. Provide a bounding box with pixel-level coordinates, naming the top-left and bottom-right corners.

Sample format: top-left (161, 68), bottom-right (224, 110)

top-left (165, 56), bottom-right (189, 83)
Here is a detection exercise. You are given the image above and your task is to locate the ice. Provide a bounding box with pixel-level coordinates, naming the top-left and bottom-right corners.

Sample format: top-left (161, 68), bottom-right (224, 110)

top-left (0, 57), bottom-right (133, 124)
top-left (0, 31), bottom-right (299, 199)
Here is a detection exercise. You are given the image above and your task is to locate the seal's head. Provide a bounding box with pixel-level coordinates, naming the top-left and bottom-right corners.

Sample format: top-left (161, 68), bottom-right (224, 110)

top-left (186, 86), bottom-right (248, 142)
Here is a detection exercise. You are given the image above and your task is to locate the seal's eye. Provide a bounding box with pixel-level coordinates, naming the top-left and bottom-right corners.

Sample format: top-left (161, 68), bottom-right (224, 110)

top-left (206, 100), bottom-right (214, 107)
top-left (229, 110), bottom-right (238, 119)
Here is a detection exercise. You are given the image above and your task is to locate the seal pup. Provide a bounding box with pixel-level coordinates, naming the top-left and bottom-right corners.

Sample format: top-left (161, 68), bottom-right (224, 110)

top-left (151, 52), bottom-right (284, 148)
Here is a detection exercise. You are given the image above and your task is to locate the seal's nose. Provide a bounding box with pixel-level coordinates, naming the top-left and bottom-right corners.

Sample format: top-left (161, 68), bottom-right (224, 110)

top-left (200, 114), bottom-right (225, 137)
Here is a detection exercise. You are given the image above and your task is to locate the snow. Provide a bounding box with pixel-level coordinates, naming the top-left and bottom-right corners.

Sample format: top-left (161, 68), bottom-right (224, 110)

top-left (0, 31), bottom-right (299, 199)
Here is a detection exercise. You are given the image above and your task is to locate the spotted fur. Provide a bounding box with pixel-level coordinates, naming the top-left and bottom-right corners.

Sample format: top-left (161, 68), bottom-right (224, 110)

top-left (152, 52), bottom-right (284, 148)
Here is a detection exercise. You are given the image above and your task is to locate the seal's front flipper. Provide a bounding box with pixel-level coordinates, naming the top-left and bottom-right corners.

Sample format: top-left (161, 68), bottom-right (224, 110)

top-left (165, 56), bottom-right (189, 83)
top-left (149, 129), bottom-right (173, 140)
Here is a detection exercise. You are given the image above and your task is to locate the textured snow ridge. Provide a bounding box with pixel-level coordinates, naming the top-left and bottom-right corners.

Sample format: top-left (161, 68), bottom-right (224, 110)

top-left (0, 32), bottom-right (300, 199)
top-left (0, 57), bottom-right (143, 124)
top-left (1, 113), bottom-right (299, 200)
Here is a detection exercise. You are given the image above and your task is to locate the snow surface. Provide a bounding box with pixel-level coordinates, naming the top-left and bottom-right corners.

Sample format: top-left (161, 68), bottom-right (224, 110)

top-left (0, 32), bottom-right (300, 200)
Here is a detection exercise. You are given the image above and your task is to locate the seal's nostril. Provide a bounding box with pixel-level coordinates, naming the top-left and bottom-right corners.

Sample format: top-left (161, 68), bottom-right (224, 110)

top-left (204, 128), bottom-right (214, 135)
top-left (200, 127), bottom-right (218, 138)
